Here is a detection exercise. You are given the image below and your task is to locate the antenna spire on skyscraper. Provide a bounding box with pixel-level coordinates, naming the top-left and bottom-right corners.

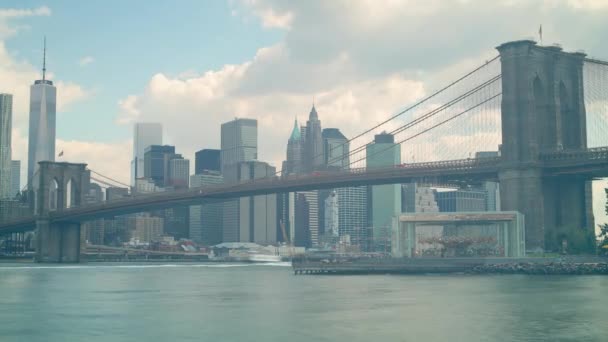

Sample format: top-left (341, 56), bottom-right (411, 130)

top-left (42, 36), bottom-right (47, 81)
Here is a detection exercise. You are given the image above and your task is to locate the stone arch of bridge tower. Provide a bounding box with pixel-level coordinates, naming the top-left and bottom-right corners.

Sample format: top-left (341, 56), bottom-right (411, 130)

top-left (532, 75), bottom-right (557, 151)
top-left (34, 162), bottom-right (89, 263)
top-left (496, 40), bottom-right (592, 251)
top-left (558, 81), bottom-right (578, 149)
top-left (34, 162), bottom-right (89, 216)
top-left (66, 178), bottom-right (78, 209)
top-left (49, 178), bottom-right (59, 212)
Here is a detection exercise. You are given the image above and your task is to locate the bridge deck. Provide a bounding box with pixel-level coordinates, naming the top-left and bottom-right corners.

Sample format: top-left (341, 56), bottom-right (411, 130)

top-left (2, 148), bottom-right (608, 234)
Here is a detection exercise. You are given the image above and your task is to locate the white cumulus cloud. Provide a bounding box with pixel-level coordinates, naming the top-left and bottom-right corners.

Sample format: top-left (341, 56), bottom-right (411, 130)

top-left (0, 6), bottom-right (51, 38)
top-left (79, 56), bottom-right (94, 66)
top-left (118, 0), bottom-right (608, 230)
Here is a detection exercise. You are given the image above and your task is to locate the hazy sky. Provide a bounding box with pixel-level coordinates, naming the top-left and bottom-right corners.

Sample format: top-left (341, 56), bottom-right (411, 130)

top-left (1, 0), bottom-right (608, 225)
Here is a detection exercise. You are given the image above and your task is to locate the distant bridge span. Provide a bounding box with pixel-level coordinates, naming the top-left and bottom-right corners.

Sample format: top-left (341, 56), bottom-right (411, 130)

top-left (2, 148), bottom-right (608, 235)
top-left (0, 156), bottom-right (502, 233)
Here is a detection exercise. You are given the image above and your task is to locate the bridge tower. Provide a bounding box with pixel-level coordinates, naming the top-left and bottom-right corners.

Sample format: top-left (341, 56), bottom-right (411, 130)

top-left (497, 40), bottom-right (593, 251)
top-left (34, 161), bottom-right (90, 262)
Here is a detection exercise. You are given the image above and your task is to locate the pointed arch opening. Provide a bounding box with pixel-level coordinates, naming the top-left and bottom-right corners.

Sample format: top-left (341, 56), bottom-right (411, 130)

top-left (49, 178), bottom-right (59, 211)
top-left (533, 76), bottom-right (556, 150)
top-left (66, 178), bottom-right (78, 208)
top-left (560, 82), bottom-right (579, 149)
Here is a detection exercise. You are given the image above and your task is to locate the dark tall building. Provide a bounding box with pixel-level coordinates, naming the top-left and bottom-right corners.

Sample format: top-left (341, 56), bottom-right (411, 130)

top-left (278, 119), bottom-right (303, 246)
top-left (143, 145), bottom-right (189, 239)
top-left (322, 128), bottom-right (349, 170)
top-left (144, 145), bottom-right (175, 187)
top-left (294, 193), bottom-right (312, 248)
top-left (164, 206), bottom-right (190, 240)
top-left (281, 119), bottom-right (303, 176)
top-left (195, 149), bottom-right (220, 174)
top-left (304, 105), bottom-right (323, 172)
top-left (143, 145), bottom-right (188, 188)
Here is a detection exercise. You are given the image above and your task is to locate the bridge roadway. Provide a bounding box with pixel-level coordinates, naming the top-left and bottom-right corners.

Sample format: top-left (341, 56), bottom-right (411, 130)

top-left (1, 147), bottom-right (608, 234)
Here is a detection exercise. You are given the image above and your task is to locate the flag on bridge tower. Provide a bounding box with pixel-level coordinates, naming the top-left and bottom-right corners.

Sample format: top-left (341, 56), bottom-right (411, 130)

top-left (539, 25), bottom-right (543, 45)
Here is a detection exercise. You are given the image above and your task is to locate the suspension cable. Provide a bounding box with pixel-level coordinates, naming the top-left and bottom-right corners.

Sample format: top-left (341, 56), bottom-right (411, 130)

top-left (88, 169), bottom-right (131, 188)
top-left (348, 93), bottom-right (503, 168)
top-left (276, 55), bottom-right (500, 176)
top-left (325, 74), bottom-right (502, 168)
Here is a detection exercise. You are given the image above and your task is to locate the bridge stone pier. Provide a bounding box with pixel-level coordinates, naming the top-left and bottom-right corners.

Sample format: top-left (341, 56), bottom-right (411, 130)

top-left (34, 161), bottom-right (90, 263)
top-left (497, 40), bottom-right (593, 251)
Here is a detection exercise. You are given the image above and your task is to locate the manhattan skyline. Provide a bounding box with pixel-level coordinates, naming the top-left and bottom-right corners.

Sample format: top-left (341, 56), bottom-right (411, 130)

top-left (1, 1), bottom-right (608, 223)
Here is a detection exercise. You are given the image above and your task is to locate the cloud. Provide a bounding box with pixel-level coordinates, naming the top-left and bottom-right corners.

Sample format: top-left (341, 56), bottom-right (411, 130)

top-left (254, 8), bottom-right (293, 29)
top-left (55, 81), bottom-right (91, 112)
top-left (565, 0), bottom-right (608, 10)
top-left (0, 6), bottom-right (51, 18)
top-left (78, 56), bottom-right (94, 66)
top-left (236, 0), bottom-right (294, 29)
top-left (117, 0), bottom-right (608, 167)
top-left (116, 0), bottom-right (608, 226)
top-left (0, 6), bottom-right (51, 38)
top-left (57, 139), bottom-right (132, 185)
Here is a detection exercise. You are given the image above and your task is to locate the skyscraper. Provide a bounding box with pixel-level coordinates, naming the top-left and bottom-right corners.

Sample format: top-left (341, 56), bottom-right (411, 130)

top-left (290, 106), bottom-right (324, 246)
top-left (294, 193), bottom-right (312, 248)
top-left (319, 128), bottom-right (368, 249)
top-left (0, 94), bottom-right (12, 199)
top-left (220, 118), bottom-right (257, 172)
top-left (189, 171), bottom-right (223, 245)
top-left (143, 145), bottom-right (176, 187)
top-left (195, 149), bottom-right (220, 174)
top-left (304, 105), bottom-right (323, 172)
top-left (366, 132), bottom-right (401, 252)
top-left (278, 119), bottom-right (303, 246)
top-left (324, 191), bottom-right (339, 238)
top-left (296, 190), bottom-right (319, 247)
top-left (336, 186), bottom-right (368, 249)
top-left (168, 158), bottom-right (190, 189)
top-left (282, 118), bottom-right (303, 176)
top-left (222, 161), bottom-right (277, 244)
top-left (131, 123), bottom-right (162, 186)
top-left (10, 160), bottom-right (20, 198)
top-left (322, 128), bottom-right (349, 169)
top-left (27, 40), bottom-right (56, 187)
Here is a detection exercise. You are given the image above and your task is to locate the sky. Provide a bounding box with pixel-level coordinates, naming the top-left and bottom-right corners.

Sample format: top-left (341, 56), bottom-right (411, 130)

top-left (1, 0), bottom-right (608, 226)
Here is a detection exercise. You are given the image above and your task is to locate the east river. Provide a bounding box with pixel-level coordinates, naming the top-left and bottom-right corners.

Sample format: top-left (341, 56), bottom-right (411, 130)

top-left (0, 263), bottom-right (606, 341)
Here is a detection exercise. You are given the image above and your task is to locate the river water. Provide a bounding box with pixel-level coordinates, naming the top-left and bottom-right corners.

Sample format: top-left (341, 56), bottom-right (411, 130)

top-left (0, 262), bottom-right (606, 342)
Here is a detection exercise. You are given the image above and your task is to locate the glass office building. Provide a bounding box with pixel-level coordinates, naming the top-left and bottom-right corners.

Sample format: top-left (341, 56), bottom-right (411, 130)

top-left (27, 80), bottom-right (56, 187)
top-left (0, 94), bottom-right (12, 198)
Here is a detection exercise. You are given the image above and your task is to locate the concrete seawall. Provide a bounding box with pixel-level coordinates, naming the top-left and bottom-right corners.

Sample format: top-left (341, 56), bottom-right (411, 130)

top-left (292, 257), bottom-right (608, 275)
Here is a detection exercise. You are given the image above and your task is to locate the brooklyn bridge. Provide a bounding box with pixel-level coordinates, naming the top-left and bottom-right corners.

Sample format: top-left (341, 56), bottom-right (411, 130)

top-left (2, 40), bottom-right (608, 262)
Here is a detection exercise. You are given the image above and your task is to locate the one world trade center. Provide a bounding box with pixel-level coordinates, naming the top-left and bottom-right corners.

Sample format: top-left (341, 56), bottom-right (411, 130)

top-left (27, 38), bottom-right (56, 188)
